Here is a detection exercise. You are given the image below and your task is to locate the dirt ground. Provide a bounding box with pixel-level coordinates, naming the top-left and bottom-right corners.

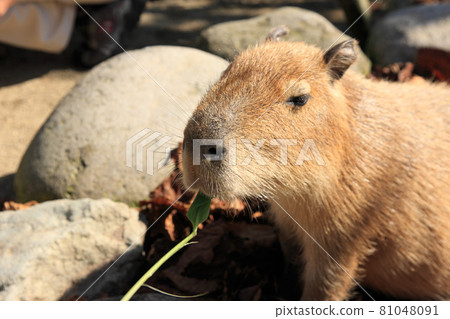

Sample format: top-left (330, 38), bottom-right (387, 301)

top-left (0, 0), bottom-right (346, 200)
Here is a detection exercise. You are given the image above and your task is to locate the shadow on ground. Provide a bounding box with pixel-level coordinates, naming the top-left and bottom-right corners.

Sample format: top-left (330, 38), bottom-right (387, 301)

top-left (0, 174), bottom-right (15, 201)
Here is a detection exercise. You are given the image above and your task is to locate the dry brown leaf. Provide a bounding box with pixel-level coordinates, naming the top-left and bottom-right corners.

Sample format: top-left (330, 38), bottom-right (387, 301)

top-left (417, 48), bottom-right (450, 83)
top-left (1, 200), bottom-right (38, 211)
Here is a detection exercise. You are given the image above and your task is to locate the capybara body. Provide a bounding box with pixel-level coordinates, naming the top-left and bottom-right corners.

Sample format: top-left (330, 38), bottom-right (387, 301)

top-left (182, 37), bottom-right (450, 300)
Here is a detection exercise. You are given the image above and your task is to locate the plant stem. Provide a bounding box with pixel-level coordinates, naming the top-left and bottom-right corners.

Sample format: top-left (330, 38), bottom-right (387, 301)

top-left (121, 229), bottom-right (198, 301)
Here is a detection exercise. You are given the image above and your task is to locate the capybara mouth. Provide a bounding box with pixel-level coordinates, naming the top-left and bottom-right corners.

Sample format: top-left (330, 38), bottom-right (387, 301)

top-left (193, 169), bottom-right (238, 201)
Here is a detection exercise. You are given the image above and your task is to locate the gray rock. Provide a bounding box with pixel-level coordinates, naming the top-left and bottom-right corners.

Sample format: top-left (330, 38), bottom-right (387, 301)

top-left (14, 46), bottom-right (228, 203)
top-left (367, 4), bottom-right (450, 66)
top-left (199, 6), bottom-right (372, 75)
top-left (0, 198), bottom-right (147, 301)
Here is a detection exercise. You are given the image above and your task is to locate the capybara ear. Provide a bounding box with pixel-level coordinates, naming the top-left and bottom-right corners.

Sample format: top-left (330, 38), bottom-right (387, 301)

top-left (265, 25), bottom-right (290, 42)
top-left (323, 39), bottom-right (357, 81)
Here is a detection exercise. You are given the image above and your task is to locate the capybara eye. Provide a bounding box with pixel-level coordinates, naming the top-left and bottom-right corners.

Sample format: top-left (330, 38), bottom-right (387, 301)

top-left (286, 94), bottom-right (310, 108)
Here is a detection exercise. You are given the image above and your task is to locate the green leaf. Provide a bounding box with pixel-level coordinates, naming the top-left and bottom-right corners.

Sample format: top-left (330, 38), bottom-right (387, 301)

top-left (121, 231), bottom-right (197, 301)
top-left (121, 192), bottom-right (212, 301)
top-left (187, 191), bottom-right (212, 232)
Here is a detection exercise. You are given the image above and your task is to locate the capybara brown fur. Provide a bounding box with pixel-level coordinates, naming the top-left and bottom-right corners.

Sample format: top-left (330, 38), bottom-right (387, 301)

top-left (182, 31), bottom-right (450, 300)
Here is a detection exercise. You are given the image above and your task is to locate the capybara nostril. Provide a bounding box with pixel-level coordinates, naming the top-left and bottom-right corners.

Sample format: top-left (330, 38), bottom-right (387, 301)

top-left (199, 144), bottom-right (226, 162)
top-left (207, 146), bottom-right (217, 155)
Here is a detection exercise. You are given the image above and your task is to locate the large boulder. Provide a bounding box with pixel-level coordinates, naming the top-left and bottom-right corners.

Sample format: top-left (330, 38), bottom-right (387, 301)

top-left (199, 6), bottom-right (372, 75)
top-left (367, 3), bottom-right (450, 66)
top-left (14, 46), bottom-right (228, 203)
top-left (0, 198), bottom-right (146, 300)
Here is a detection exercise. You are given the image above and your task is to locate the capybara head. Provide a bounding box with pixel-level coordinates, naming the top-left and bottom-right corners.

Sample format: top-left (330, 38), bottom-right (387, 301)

top-left (183, 37), bottom-right (358, 201)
